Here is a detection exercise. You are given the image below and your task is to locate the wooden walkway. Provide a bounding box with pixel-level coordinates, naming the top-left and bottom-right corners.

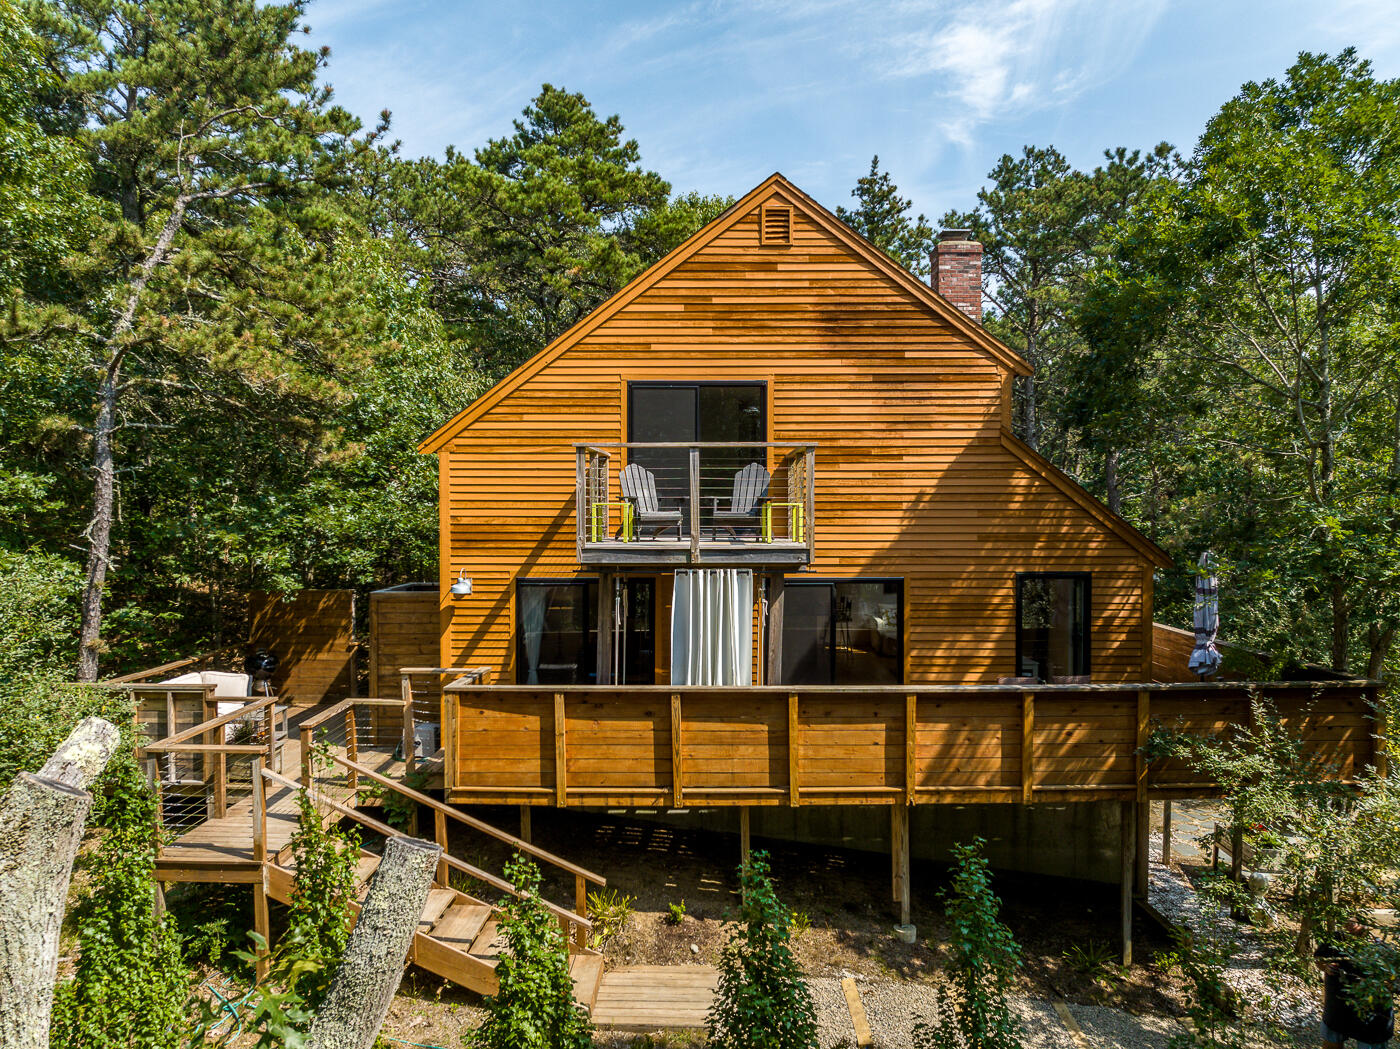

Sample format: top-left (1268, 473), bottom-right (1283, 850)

top-left (591, 966), bottom-right (719, 1031)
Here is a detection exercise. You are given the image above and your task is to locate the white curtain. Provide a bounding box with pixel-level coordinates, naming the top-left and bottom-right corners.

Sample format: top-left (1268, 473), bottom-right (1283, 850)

top-left (671, 569), bottom-right (753, 685)
top-left (520, 586), bottom-right (548, 685)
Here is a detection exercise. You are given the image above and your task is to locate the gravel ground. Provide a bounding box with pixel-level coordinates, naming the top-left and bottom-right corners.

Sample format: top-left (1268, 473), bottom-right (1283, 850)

top-left (1147, 836), bottom-right (1319, 1037)
top-left (805, 974), bottom-right (1177, 1049)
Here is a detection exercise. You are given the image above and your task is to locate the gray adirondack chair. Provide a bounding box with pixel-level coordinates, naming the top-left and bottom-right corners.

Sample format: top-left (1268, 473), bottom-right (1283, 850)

top-left (712, 462), bottom-right (770, 539)
top-left (620, 462), bottom-right (684, 538)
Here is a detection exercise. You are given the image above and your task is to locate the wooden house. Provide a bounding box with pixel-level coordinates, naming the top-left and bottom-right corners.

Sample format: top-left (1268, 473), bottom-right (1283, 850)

top-left (413, 174), bottom-right (1383, 946)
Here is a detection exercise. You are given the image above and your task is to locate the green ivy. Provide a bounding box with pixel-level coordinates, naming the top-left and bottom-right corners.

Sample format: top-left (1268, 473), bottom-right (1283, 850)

top-left (706, 851), bottom-right (818, 1049)
top-left (468, 856), bottom-right (594, 1049)
top-left (914, 839), bottom-right (1022, 1049)
top-left (50, 740), bottom-right (189, 1048)
top-left (279, 786), bottom-right (361, 1012)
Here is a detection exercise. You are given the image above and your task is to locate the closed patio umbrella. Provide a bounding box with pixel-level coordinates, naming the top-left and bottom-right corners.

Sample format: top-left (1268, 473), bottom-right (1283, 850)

top-left (1188, 550), bottom-right (1222, 679)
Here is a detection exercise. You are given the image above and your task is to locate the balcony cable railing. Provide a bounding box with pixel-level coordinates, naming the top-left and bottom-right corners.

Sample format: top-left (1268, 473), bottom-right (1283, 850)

top-left (576, 441), bottom-right (815, 561)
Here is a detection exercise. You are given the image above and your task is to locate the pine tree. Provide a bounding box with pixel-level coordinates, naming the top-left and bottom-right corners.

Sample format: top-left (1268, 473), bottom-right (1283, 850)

top-left (22, 0), bottom-right (380, 680)
top-left (835, 155), bottom-right (935, 277)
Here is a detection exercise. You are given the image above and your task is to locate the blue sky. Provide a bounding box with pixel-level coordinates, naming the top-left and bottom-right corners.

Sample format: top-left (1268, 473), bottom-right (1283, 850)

top-left (304, 0), bottom-right (1400, 219)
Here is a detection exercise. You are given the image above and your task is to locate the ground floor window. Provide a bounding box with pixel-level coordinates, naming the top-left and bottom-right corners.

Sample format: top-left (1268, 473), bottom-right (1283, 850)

top-left (780, 579), bottom-right (902, 685)
top-left (516, 579), bottom-right (597, 685)
top-left (1015, 573), bottom-right (1090, 681)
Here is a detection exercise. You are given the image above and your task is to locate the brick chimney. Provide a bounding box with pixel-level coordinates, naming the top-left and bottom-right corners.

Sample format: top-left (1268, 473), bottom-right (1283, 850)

top-left (930, 229), bottom-right (983, 324)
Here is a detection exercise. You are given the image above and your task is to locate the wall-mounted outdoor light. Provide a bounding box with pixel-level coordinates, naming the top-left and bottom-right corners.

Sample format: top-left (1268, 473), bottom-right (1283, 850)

top-left (450, 570), bottom-right (473, 597)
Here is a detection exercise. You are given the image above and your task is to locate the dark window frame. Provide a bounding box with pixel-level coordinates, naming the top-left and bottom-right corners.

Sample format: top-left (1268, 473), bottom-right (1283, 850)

top-left (779, 577), bottom-right (905, 685)
top-left (1014, 572), bottom-right (1091, 681)
top-left (626, 381), bottom-right (769, 445)
top-left (514, 577), bottom-right (599, 685)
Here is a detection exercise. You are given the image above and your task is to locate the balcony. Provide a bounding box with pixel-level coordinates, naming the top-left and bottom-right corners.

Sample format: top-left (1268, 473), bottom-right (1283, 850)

top-left (575, 442), bottom-right (816, 566)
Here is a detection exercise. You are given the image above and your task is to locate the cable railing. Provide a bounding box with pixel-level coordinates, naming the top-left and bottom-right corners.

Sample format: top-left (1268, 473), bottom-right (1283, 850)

top-left (264, 763), bottom-right (600, 944)
top-left (140, 694), bottom-right (286, 833)
top-left (576, 442), bottom-right (816, 561)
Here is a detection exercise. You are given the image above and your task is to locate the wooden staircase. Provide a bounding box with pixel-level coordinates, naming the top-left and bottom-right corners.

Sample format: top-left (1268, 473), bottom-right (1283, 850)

top-left (264, 845), bottom-right (605, 1009)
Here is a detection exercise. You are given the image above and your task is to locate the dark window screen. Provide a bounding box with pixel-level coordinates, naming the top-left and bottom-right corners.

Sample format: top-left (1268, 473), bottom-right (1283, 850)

top-left (780, 580), bottom-right (902, 685)
top-left (516, 581), bottom-right (597, 685)
top-left (1016, 574), bottom-right (1090, 681)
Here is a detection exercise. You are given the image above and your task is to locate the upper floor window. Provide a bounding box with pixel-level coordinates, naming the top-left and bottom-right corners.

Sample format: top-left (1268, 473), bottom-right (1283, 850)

top-left (1015, 573), bottom-right (1090, 682)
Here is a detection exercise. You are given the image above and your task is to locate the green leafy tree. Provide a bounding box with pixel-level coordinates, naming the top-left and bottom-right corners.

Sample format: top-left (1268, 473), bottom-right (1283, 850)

top-left (468, 856), bottom-right (593, 1049)
top-left (835, 155), bottom-right (934, 276)
top-left (0, 0), bottom-right (93, 293)
top-left (915, 839), bottom-right (1022, 1049)
top-left (706, 850), bottom-right (818, 1049)
top-left (1088, 50), bottom-right (1400, 673)
top-left (20, 0), bottom-right (378, 680)
top-left (51, 747), bottom-right (189, 1049)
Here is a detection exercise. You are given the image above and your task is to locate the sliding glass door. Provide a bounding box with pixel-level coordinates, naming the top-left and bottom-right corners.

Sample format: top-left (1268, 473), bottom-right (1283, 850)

top-left (779, 579), bottom-right (903, 685)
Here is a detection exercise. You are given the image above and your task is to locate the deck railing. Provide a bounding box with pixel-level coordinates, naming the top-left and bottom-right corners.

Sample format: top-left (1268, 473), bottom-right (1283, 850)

top-left (141, 693), bottom-right (286, 831)
top-left (445, 681), bottom-right (1386, 808)
top-left (576, 442), bottom-right (816, 564)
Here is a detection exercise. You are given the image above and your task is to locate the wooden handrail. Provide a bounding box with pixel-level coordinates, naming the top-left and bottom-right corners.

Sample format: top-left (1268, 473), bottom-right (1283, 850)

top-left (144, 693), bottom-right (279, 749)
top-left (260, 768), bottom-right (593, 933)
top-left (323, 750), bottom-right (606, 887)
top-left (101, 647), bottom-right (239, 684)
top-left (398, 667), bottom-right (492, 677)
top-left (299, 696), bottom-right (402, 734)
top-left (142, 743), bottom-right (270, 755)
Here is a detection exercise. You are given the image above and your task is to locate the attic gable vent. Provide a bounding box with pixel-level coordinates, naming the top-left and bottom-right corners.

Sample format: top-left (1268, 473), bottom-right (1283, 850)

top-left (759, 204), bottom-right (793, 246)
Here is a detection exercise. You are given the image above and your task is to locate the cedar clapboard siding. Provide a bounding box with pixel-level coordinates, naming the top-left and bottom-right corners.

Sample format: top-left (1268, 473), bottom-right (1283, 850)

top-left (434, 180), bottom-right (1163, 685)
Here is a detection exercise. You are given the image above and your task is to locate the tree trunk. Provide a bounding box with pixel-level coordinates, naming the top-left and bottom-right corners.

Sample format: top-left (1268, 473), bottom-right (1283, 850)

top-left (1366, 621), bottom-right (1395, 681)
top-left (75, 196), bottom-right (191, 682)
top-left (0, 718), bottom-right (120, 1049)
top-left (306, 836), bottom-right (442, 1049)
top-left (1330, 579), bottom-right (1349, 674)
top-left (1105, 448), bottom-right (1121, 514)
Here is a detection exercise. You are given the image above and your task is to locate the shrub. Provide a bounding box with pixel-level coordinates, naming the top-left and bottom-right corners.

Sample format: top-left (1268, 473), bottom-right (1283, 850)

top-left (50, 749), bottom-right (189, 1049)
top-left (278, 786), bottom-right (361, 1011)
top-left (914, 839), bottom-right (1022, 1049)
top-left (706, 851), bottom-right (818, 1049)
top-left (666, 900), bottom-right (687, 925)
top-left (587, 886), bottom-right (635, 947)
top-left (468, 856), bottom-right (593, 1049)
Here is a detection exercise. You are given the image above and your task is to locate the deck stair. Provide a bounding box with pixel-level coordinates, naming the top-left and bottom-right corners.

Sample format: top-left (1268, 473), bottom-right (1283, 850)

top-left (260, 766), bottom-right (605, 1005)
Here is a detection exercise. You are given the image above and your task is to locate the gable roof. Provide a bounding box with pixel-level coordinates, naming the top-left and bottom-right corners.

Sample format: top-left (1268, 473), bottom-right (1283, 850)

top-left (418, 172), bottom-right (1032, 454)
top-left (999, 428), bottom-right (1173, 569)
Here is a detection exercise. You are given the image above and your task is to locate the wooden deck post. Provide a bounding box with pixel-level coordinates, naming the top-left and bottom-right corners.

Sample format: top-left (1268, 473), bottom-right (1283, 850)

top-left (1135, 690), bottom-right (1150, 897)
top-left (1161, 801), bottom-right (1172, 867)
top-left (346, 706), bottom-right (359, 792)
top-left (1120, 800), bottom-right (1134, 967)
top-left (252, 757), bottom-right (270, 982)
top-left (300, 724), bottom-right (314, 786)
top-left (519, 804), bottom-right (532, 843)
top-left (788, 693), bottom-right (800, 807)
top-left (670, 693), bottom-right (683, 808)
top-left (904, 693), bottom-right (917, 805)
top-left (401, 673), bottom-right (416, 774)
top-left (739, 807), bottom-right (751, 867)
top-left (891, 805), bottom-right (911, 928)
top-left (1020, 692), bottom-right (1035, 805)
top-left (597, 574), bottom-right (614, 686)
top-left (575, 874), bottom-right (588, 948)
top-left (434, 808), bottom-right (449, 886)
top-left (554, 693), bottom-right (568, 807)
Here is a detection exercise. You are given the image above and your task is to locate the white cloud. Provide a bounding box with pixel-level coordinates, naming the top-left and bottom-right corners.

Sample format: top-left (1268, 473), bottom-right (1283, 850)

top-left (872, 0), bottom-right (1168, 145)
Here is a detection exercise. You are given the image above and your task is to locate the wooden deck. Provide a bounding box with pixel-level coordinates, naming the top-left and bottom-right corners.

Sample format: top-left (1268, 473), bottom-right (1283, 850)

top-left (156, 738), bottom-right (443, 881)
top-left (444, 680), bottom-right (1385, 807)
top-left (591, 966), bottom-right (719, 1031)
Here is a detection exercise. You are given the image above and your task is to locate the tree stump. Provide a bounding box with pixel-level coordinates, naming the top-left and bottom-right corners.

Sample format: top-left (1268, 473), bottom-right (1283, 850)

top-left (0, 717), bottom-right (119, 1049)
top-left (307, 836), bottom-right (442, 1049)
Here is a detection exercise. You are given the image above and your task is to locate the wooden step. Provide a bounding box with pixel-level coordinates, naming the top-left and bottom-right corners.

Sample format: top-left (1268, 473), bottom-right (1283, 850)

top-left (468, 918), bottom-right (505, 958)
top-left (417, 888), bottom-right (456, 933)
top-left (354, 853), bottom-right (382, 884)
top-left (569, 953), bottom-right (605, 1013)
top-left (430, 902), bottom-right (492, 949)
